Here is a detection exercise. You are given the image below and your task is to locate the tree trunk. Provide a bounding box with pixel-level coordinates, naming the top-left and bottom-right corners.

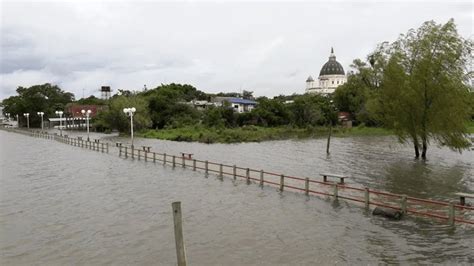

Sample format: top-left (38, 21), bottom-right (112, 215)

top-left (421, 137), bottom-right (428, 159)
top-left (413, 135), bottom-right (420, 159)
top-left (414, 142), bottom-right (420, 158)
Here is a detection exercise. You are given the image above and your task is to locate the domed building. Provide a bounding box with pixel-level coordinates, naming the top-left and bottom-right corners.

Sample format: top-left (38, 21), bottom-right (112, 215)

top-left (306, 48), bottom-right (347, 94)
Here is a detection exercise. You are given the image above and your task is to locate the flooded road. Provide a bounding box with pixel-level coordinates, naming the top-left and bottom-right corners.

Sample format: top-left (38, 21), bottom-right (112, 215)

top-left (1, 130), bottom-right (473, 264)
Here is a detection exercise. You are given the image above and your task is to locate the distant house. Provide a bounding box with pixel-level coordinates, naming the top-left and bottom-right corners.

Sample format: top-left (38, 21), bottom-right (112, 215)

top-left (48, 104), bottom-right (107, 129)
top-left (213, 97), bottom-right (257, 113)
top-left (186, 100), bottom-right (215, 111)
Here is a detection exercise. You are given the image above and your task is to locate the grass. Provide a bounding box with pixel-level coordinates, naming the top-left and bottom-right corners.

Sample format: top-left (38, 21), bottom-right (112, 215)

top-left (133, 120), bottom-right (474, 144)
top-left (466, 121), bottom-right (474, 134)
top-left (137, 124), bottom-right (394, 144)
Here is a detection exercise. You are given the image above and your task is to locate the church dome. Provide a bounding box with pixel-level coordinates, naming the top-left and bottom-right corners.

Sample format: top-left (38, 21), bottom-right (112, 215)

top-left (319, 48), bottom-right (345, 76)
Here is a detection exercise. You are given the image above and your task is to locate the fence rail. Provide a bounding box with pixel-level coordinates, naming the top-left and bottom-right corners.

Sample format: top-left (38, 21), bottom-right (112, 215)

top-left (116, 144), bottom-right (473, 226)
top-left (2, 127), bottom-right (472, 226)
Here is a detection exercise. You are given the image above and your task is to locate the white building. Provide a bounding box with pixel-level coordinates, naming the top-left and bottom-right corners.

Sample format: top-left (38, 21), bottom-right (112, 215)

top-left (306, 48), bottom-right (347, 95)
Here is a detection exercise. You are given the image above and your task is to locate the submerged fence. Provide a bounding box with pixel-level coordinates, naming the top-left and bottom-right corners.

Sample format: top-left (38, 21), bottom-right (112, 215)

top-left (2, 127), bottom-right (473, 226)
top-left (2, 128), bottom-right (109, 153)
top-left (117, 145), bottom-right (474, 226)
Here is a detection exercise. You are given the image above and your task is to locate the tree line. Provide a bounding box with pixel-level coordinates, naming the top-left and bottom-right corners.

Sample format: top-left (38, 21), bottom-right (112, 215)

top-left (1, 19), bottom-right (473, 158)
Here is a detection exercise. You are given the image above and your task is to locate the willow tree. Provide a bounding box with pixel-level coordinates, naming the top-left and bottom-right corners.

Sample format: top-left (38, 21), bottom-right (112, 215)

top-left (368, 19), bottom-right (472, 159)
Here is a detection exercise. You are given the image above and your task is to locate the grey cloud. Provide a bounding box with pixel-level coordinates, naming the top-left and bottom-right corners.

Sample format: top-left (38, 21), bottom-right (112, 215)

top-left (1, 1), bottom-right (472, 100)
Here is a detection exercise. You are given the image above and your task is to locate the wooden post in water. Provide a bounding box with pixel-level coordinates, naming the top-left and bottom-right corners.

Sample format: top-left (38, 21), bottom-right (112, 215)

top-left (260, 170), bottom-right (264, 187)
top-left (233, 165), bottom-right (237, 180)
top-left (326, 123), bottom-right (332, 154)
top-left (171, 202), bottom-right (187, 266)
top-left (193, 159), bottom-right (196, 171)
top-left (246, 168), bottom-right (250, 184)
top-left (401, 195), bottom-right (407, 214)
top-left (364, 188), bottom-right (370, 209)
top-left (280, 174), bottom-right (284, 192)
top-left (305, 177), bottom-right (310, 195)
top-left (448, 203), bottom-right (455, 226)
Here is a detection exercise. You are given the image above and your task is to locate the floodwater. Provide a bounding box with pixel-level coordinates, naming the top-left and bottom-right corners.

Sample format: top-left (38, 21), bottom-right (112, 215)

top-left (1, 130), bottom-right (473, 265)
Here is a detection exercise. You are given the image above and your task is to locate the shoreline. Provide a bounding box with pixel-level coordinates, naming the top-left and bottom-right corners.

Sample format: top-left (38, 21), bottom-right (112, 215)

top-left (136, 125), bottom-right (394, 144)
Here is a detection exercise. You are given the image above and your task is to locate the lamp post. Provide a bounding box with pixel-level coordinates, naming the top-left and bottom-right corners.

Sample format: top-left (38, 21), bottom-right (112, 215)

top-left (23, 113), bottom-right (30, 129)
top-left (123, 107), bottom-right (136, 148)
top-left (81, 109), bottom-right (92, 141)
top-left (37, 112), bottom-right (44, 132)
top-left (55, 110), bottom-right (64, 136)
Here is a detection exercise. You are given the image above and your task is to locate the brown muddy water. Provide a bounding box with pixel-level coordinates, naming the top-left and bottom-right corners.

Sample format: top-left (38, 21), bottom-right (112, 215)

top-left (1, 130), bottom-right (473, 265)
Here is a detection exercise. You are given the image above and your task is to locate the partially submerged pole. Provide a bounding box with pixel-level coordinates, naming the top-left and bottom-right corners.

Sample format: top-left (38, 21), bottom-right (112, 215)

top-left (326, 123), bottom-right (332, 154)
top-left (171, 202), bottom-right (187, 266)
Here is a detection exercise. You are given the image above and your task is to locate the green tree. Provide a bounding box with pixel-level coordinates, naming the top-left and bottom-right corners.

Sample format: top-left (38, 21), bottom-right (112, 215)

top-left (1, 83), bottom-right (74, 127)
top-left (368, 19), bottom-right (472, 159)
top-left (251, 97), bottom-right (290, 126)
top-left (94, 95), bottom-right (151, 132)
top-left (289, 94), bottom-right (334, 127)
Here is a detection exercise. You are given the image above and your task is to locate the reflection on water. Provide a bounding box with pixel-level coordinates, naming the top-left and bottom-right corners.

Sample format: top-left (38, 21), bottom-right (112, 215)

top-left (1, 130), bottom-right (473, 264)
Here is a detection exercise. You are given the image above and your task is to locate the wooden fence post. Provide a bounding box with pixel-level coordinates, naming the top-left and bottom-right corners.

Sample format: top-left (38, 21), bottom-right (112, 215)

top-left (305, 177), bottom-right (309, 195)
top-left (172, 155), bottom-right (176, 168)
top-left (219, 164), bottom-right (223, 179)
top-left (193, 159), bottom-right (196, 171)
top-left (448, 203), bottom-right (455, 226)
top-left (333, 183), bottom-right (338, 199)
top-left (145, 151), bottom-right (148, 162)
top-left (205, 161), bottom-right (208, 175)
top-left (163, 153), bottom-right (167, 165)
top-left (106, 143), bottom-right (109, 153)
top-left (171, 202), bottom-right (187, 266)
top-left (153, 152), bottom-right (156, 163)
top-left (401, 195), bottom-right (407, 214)
top-left (280, 174), bottom-right (284, 192)
top-left (364, 188), bottom-right (370, 209)
top-left (125, 147), bottom-right (128, 158)
top-left (260, 170), bottom-right (264, 187)
top-left (138, 149), bottom-right (141, 160)
top-left (246, 168), bottom-right (250, 184)
top-left (233, 165), bottom-right (237, 180)
top-left (131, 147), bottom-right (135, 159)
top-left (182, 156), bottom-right (185, 168)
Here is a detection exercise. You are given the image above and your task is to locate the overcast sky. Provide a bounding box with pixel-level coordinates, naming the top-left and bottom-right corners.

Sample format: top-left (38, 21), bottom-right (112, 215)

top-left (0, 0), bottom-right (472, 100)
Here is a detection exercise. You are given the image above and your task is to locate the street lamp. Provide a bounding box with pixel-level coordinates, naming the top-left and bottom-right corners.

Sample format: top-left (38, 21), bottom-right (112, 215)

top-left (23, 113), bottom-right (30, 129)
top-left (37, 112), bottom-right (44, 132)
top-left (55, 110), bottom-right (64, 136)
top-left (81, 109), bottom-right (92, 141)
top-left (123, 107), bottom-right (136, 148)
